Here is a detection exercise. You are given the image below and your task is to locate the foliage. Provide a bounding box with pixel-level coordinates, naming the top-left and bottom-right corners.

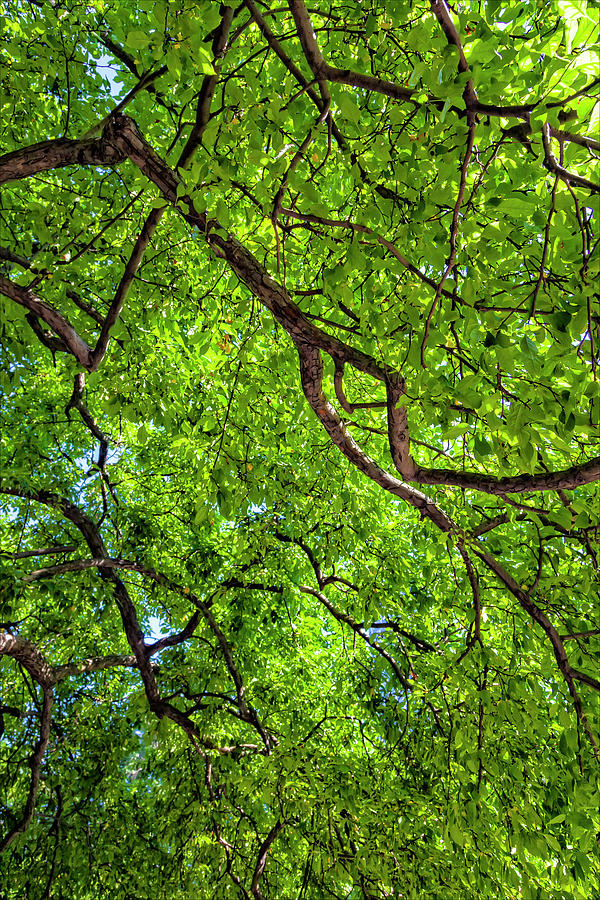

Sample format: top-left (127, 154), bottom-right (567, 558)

top-left (0, 1), bottom-right (599, 897)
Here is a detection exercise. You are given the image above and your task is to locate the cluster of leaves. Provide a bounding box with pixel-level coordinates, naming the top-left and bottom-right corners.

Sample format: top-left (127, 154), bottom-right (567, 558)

top-left (0, 1), bottom-right (599, 897)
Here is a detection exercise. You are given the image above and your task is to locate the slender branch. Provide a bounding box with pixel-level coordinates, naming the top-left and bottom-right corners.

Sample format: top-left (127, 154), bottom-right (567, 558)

top-left (0, 683), bottom-right (52, 853)
top-left (420, 118), bottom-right (477, 365)
top-left (279, 207), bottom-right (458, 299)
top-left (334, 362), bottom-right (387, 414)
top-left (17, 552), bottom-right (273, 751)
top-left (299, 584), bottom-right (410, 691)
top-left (470, 514), bottom-right (510, 538)
top-left (52, 653), bottom-right (142, 681)
top-left (86, 206), bottom-right (163, 370)
top-left (251, 819), bottom-right (286, 899)
top-left (458, 541), bottom-right (482, 646)
top-left (371, 623), bottom-right (437, 653)
top-left (560, 629), bottom-right (600, 642)
top-left (145, 610), bottom-right (201, 656)
top-left (66, 289), bottom-right (105, 325)
top-left (472, 542), bottom-right (600, 699)
top-left (0, 544), bottom-right (78, 559)
top-left (272, 100), bottom-right (330, 228)
top-left (79, 65), bottom-right (169, 139)
top-left (529, 172), bottom-right (560, 315)
top-left (65, 373), bottom-right (110, 470)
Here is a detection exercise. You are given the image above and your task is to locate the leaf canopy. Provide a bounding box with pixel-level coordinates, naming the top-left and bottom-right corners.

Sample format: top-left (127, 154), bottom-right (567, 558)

top-left (0, 1), bottom-right (599, 898)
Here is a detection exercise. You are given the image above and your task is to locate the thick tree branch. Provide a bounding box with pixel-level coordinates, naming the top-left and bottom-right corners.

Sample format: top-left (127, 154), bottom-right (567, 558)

top-left (413, 457), bottom-right (600, 493)
top-left (0, 246), bottom-right (31, 268)
top-left (244, 0), bottom-right (346, 150)
top-left (88, 206), bottom-right (164, 371)
top-left (550, 127), bottom-right (600, 153)
top-left (294, 341), bottom-right (456, 533)
top-left (288, 0), bottom-right (415, 104)
top-left (0, 633), bottom-right (144, 685)
top-left (0, 131), bottom-right (126, 184)
top-left (429, 0), bottom-right (477, 110)
top-left (0, 277), bottom-right (94, 367)
top-left (1, 118), bottom-right (598, 514)
top-left (0, 632), bottom-right (54, 687)
top-left (178, 6), bottom-right (234, 169)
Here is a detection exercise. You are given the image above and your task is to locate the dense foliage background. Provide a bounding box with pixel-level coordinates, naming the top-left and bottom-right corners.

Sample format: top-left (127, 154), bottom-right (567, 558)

top-left (0, 1), bottom-right (599, 897)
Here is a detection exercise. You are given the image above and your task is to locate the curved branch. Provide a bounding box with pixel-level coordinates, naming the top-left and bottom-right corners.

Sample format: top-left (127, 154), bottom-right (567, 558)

top-left (429, 0), bottom-right (477, 109)
top-left (288, 0), bottom-right (415, 104)
top-left (542, 123), bottom-right (600, 193)
top-left (0, 633), bottom-right (54, 687)
top-left (550, 127), bottom-right (600, 153)
top-left (0, 635), bottom-right (55, 852)
top-left (334, 362), bottom-right (387, 414)
top-left (0, 684), bottom-right (52, 853)
top-left (244, 0), bottom-right (346, 150)
top-left (0, 276), bottom-right (94, 368)
top-left (1, 118), bottom-right (598, 507)
top-left (472, 543), bottom-right (600, 676)
top-left (15, 550), bottom-right (273, 751)
top-left (299, 583), bottom-right (410, 691)
top-left (0, 633), bottom-right (143, 685)
top-left (279, 207), bottom-right (458, 300)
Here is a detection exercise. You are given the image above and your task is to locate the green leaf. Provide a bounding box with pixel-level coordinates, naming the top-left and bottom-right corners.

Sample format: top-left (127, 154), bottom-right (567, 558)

top-left (126, 30), bottom-right (152, 50)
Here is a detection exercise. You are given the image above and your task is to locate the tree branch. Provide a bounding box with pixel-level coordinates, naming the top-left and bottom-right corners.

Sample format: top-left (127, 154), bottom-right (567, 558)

top-left (0, 131), bottom-right (126, 184)
top-left (14, 548), bottom-right (273, 751)
top-left (0, 682), bottom-right (52, 853)
top-left (0, 544), bottom-right (78, 559)
top-left (413, 457), bottom-right (600, 493)
top-left (293, 341), bottom-right (456, 533)
top-left (541, 123), bottom-right (600, 193)
top-left (251, 819), bottom-right (286, 899)
top-left (299, 583), bottom-right (410, 691)
top-left (0, 276), bottom-right (94, 367)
